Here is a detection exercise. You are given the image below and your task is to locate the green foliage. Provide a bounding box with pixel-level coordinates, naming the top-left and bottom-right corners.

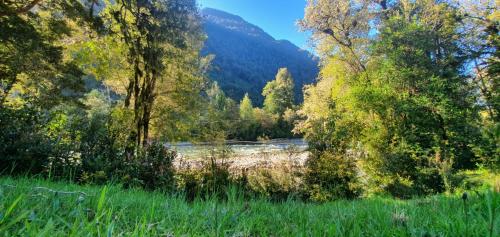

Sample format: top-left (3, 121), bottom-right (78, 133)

top-left (359, 2), bottom-right (481, 196)
top-left (0, 106), bottom-right (51, 175)
top-left (473, 3), bottom-right (500, 170)
top-left (235, 94), bottom-right (260, 140)
top-left (197, 82), bottom-right (238, 141)
top-left (107, 0), bottom-right (202, 147)
top-left (472, 120), bottom-right (500, 171)
top-left (202, 8), bottom-right (318, 105)
top-left (231, 68), bottom-right (299, 141)
top-left (152, 47), bottom-right (208, 142)
top-left (239, 93), bottom-right (255, 122)
top-left (305, 150), bottom-right (361, 201)
top-left (175, 145), bottom-right (236, 201)
top-left (0, 176), bottom-right (498, 236)
top-left (246, 164), bottom-right (303, 201)
top-left (0, 0), bottom-right (100, 107)
top-left (298, 0), bottom-right (497, 199)
top-left (263, 68), bottom-right (295, 116)
top-left (121, 142), bottom-right (177, 191)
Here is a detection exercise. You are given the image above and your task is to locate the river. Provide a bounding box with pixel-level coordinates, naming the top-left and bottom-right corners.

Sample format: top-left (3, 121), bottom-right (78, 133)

top-left (167, 139), bottom-right (309, 169)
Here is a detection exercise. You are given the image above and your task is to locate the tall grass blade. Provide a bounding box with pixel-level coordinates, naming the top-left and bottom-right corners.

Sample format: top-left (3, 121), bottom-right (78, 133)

top-left (97, 186), bottom-right (108, 213)
top-left (1, 195), bottom-right (23, 224)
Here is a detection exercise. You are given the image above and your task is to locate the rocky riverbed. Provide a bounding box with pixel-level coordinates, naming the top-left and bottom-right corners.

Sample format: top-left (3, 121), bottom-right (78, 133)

top-left (174, 151), bottom-right (309, 171)
top-left (169, 139), bottom-right (309, 170)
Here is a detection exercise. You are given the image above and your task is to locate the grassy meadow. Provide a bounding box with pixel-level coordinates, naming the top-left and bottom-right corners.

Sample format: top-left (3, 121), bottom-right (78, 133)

top-left (0, 174), bottom-right (498, 237)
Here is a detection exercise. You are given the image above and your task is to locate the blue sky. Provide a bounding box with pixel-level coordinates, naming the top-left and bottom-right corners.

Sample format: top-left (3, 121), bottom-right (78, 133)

top-left (198, 0), bottom-right (310, 49)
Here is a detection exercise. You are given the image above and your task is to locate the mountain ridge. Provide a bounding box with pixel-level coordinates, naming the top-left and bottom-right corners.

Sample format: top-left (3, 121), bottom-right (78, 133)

top-left (201, 8), bottom-right (318, 105)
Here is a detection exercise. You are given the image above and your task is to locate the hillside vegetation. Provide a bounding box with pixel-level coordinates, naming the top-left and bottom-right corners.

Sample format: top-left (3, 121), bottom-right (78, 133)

top-left (201, 8), bottom-right (319, 104)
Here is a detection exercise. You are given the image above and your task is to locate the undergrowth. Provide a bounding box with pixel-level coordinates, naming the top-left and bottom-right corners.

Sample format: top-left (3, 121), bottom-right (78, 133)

top-left (0, 176), bottom-right (498, 236)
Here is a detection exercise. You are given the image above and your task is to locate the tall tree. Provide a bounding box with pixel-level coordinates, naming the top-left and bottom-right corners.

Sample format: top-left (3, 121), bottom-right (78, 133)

top-left (299, 0), bottom-right (376, 73)
top-left (456, 0), bottom-right (499, 168)
top-left (458, 0), bottom-right (499, 121)
top-left (239, 93), bottom-right (255, 122)
top-left (262, 68), bottom-right (295, 116)
top-left (0, 0), bottom-right (102, 107)
top-left (298, 0), bottom-right (484, 198)
top-left (199, 81), bottom-right (237, 141)
top-left (236, 93), bottom-right (259, 140)
top-left (360, 0), bottom-right (481, 194)
top-left (152, 46), bottom-right (208, 142)
top-left (109, 0), bottom-right (201, 147)
top-left (0, 0), bottom-right (108, 175)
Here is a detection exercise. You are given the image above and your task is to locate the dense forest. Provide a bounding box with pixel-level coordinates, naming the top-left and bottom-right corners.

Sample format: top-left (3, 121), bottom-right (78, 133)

top-left (0, 0), bottom-right (498, 204)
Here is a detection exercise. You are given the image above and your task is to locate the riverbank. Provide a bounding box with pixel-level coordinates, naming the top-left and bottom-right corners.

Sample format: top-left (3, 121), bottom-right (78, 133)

top-left (0, 175), bottom-right (498, 236)
top-left (170, 138), bottom-right (309, 170)
top-left (174, 150), bottom-right (309, 170)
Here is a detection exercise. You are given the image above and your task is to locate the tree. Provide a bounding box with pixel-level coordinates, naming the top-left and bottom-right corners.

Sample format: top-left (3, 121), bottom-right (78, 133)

top-left (152, 47), bottom-right (208, 143)
top-left (0, 0), bottom-right (113, 176)
top-left (262, 68), bottom-right (295, 116)
top-left (299, 0), bottom-right (379, 73)
top-left (109, 0), bottom-right (201, 147)
top-left (0, 0), bottom-right (102, 107)
top-left (298, 0), bottom-right (485, 198)
top-left (239, 93), bottom-right (255, 122)
top-left (236, 93), bottom-right (260, 140)
top-left (197, 81), bottom-right (238, 141)
top-left (456, 0), bottom-right (499, 169)
top-left (457, 0), bottom-right (499, 121)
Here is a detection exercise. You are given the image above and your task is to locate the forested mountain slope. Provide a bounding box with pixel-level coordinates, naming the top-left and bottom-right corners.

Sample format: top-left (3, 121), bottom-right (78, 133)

top-left (201, 8), bottom-right (318, 104)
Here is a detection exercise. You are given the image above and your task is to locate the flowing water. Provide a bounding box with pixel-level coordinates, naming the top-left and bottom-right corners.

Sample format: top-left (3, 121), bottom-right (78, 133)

top-left (167, 139), bottom-right (309, 169)
top-left (167, 138), bottom-right (308, 159)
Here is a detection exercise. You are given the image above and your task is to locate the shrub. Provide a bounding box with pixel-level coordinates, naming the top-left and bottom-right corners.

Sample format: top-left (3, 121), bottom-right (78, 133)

top-left (121, 142), bottom-right (177, 191)
top-left (472, 121), bottom-right (500, 171)
top-left (0, 105), bottom-right (86, 177)
top-left (304, 150), bottom-right (361, 201)
top-left (175, 159), bottom-right (233, 201)
top-left (0, 106), bottom-right (52, 175)
top-left (246, 165), bottom-right (302, 201)
top-left (362, 155), bottom-right (446, 198)
top-left (175, 169), bottom-right (204, 201)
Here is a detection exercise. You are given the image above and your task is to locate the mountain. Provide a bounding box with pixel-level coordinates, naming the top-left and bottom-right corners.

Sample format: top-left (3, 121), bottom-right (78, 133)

top-left (201, 8), bottom-right (319, 105)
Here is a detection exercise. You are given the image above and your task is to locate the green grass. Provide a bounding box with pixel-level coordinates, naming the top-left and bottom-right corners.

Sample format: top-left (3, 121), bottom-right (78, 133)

top-left (0, 176), bottom-right (498, 236)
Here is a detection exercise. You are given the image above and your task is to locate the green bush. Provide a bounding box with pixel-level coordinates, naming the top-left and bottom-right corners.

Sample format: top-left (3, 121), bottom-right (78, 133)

top-left (175, 160), bottom-right (233, 201)
top-left (0, 106), bottom-right (52, 175)
top-left (121, 142), bottom-right (177, 191)
top-left (304, 150), bottom-right (361, 202)
top-left (472, 121), bottom-right (500, 171)
top-left (246, 164), bottom-right (303, 201)
top-left (0, 98), bottom-right (178, 193)
top-left (361, 145), bottom-right (446, 198)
